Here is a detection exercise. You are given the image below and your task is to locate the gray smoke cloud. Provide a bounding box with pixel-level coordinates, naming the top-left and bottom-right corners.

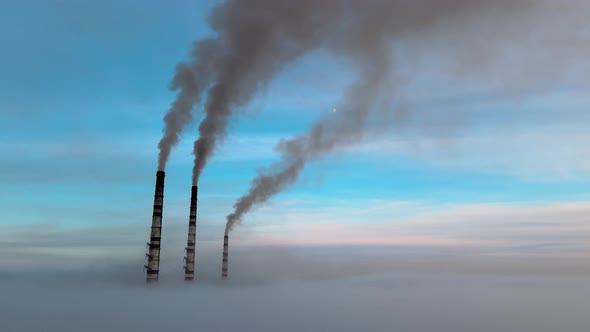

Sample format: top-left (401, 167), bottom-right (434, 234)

top-left (226, 49), bottom-right (391, 233)
top-left (157, 39), bottom-right (221, 171)
top-left (187, 0), bottom-right (533, 184)
top-left (190, 0), bottom-right (341, 184)
top-left (224, 0), bottom-right (590, 231)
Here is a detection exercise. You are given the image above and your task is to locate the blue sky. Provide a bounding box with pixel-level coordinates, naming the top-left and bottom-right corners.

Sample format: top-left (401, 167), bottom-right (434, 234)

top-left (1, 0), bottom-right (589, 270)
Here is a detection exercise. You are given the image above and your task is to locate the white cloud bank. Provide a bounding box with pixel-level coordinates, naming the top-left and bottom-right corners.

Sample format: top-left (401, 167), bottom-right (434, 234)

top-left (1, 273), bottom-right (590, 332)
top-left (2, 198), bottom-right (590, 332)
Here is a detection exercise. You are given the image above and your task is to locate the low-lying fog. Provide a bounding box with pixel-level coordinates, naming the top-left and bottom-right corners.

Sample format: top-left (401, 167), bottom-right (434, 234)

top-left (2, 245), bottom-right (589, 332)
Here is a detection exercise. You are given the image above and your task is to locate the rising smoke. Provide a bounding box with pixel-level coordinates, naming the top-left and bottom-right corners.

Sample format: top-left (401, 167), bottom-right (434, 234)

top-left (224, 0), bottom-right (590, 231)
top-left (189, 0), bottom-right (341, 184)
top-left (226, 49), bottom-right (391, 233)
top-left (183, 0), bottom-right (528, 185)
top-left (157, 39), bottom-right (221, 171)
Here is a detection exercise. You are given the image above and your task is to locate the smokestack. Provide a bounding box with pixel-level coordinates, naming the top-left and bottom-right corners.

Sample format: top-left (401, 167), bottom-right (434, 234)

top-left (145, 171), bottom-right (166, 283)
top-left (184, 186), bottom-right (198, 281)
top-left (222, 234), bottom-right (229, 279)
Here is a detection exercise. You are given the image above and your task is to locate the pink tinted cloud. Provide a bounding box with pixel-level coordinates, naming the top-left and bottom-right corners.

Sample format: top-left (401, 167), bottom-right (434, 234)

top-left (232, 201), bottom-right (590, 253)
top-left (234, 222), bottom-right (480, 247)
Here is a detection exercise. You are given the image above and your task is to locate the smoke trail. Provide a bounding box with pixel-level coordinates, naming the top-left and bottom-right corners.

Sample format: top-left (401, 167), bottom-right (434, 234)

top-left (159, 0), bottom-right (589, 176)
top-left (222, 0), bottom-right (590, 230)
top-left (226, 48), bottom-right (391, 232)
top-left (157, 39), bottom-right (222, 171)
top-left (187, 0), bottom-right (534, 184)
top-left (189, 0), bottom-right (341, 184)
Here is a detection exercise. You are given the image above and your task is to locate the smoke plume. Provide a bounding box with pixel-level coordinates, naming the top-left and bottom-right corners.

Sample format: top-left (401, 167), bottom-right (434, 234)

top-left (186, 0), bottom-right (534, 184)
top-left (157, 39), bottom-right (222, 171)
top-left (223, 0), bottom-right (590, 231)
top-left (189, 0), bottom-right (342, 184)
top-left (226, 48), bottom-right (390, 232)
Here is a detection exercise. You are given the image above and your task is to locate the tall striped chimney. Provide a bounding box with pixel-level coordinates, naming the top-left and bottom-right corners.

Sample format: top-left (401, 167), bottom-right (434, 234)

top-left (222, 234), bottom-right (229, 279)
top-left (145, 171), bottom-right (165, 283)
top-left (184, 186), bottom-right (198, 281)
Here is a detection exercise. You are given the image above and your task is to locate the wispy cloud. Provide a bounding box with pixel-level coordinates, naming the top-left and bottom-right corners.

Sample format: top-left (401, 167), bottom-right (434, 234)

top-left (344, 123), bottom-right (590, 181)
top-left (235, 199), bottom-right (590, 255)
top-left (3, 199), bottom-right (589, 273)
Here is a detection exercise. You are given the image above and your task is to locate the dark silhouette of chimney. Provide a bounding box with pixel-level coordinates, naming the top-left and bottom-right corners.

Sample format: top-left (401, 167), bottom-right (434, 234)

top-left (222, 234), bottom-right (229, 279)
top-left (145, 171), bottom-right (166, 283)
top-left (184, 186), bottom-right (198, 281)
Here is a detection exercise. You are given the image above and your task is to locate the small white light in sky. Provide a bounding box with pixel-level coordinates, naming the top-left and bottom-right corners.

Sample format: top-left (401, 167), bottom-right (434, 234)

top-left (333, 108), bottom-right (337, 113)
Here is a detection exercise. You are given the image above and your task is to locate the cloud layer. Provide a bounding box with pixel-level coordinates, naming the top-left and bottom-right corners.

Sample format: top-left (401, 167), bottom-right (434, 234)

top-left (2, 272), bottom-right (590, 332)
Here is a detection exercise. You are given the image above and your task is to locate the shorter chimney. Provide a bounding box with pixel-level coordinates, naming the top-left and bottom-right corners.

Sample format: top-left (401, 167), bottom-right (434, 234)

top-left (184, 186), bottom-right (198, 281)
top-left (222, 234), bottom-right (229, 279)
